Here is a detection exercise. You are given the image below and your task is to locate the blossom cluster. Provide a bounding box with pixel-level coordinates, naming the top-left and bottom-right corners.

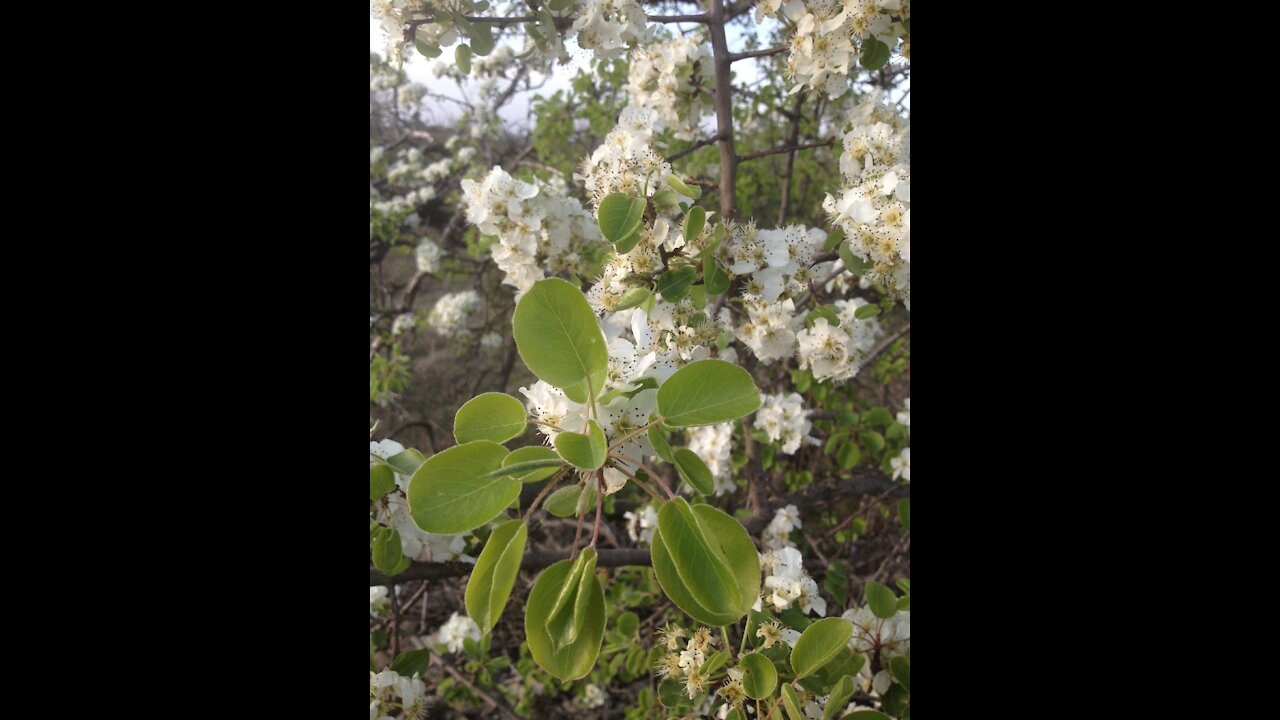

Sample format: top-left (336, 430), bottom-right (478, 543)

top-left (762, 504), bottom-right (803, 551)
top-left (626, 34), bottom-right (715, 140)
top-left (371, 667), bottom-right (430, 720)
top-left (685, 422), bottom-right (735, 495)
top-left (433, 611), bottom-right (482, 653)
top-left (571, 0), bottom-right (651, 59)
top-left (795, 298), bottom-right (885, 381)
top-left (427, 289), bottom-right (482, 338)
top-left (756, 393), bottom-right (816, 455)
top-left (460, 166), bottom-right (602, 297)
top-left (757, 545), bottom-right (827, 615)
top-left (370, 439), bottom-right (476, 562)
top-left (754, 0), bottom-right (909, 97)
top-left (824, 93), bottom-right (911, 308)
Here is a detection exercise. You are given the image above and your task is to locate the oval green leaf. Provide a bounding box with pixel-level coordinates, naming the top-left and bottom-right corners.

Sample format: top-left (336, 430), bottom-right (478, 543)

top-left (889, 655), bottom-right (910, 693)
top-left (512, 278), bottom-right (608, 404)
top-left (865, 580), bottom-right (898, 619)
top-left (525, 552), bottom-right (606, 680)
top-left (657, 359), bottom-right (762, 428)
top-left (666, 174), bottom-right (700, 199)
top-left (598, 192), bottom-right (646, 247)
top-left (673, 447), bottom-right (715, 495)
top-left (454, 392), bottom-right (528, 444)
top-left (790, 618), bottom-right (854, 679)
top-left (650, 499), bottom-right (760, 626)
top-left (544, 482), bottom-right (596, 517)
top-left (469, 22), bottom-right (494, 56)
top-left (781, 683), bottom-right (804, 720)
top-left (854, 303), bottom-right (882, 320)
top-left (859, 36), bottom-right (890, 71)
top-left (372, 527), bottom-right (404, 574)
top-left (740, 652), bottom-right (777, 700)
top-left (683, 205), bottom-right (706, 245)
top-left (370, 464), bottom-right (396, 500)
top-left (455, 43), bottom-right (472, 74)
top-left (704, 255), bottom-right (730, 295)
top-left (648, 425), bottom-right (674, 463)
top-left (407, 440), bottom-right (514, 533)
top-left (465, 519), bottom-right (528, 634)
top-left (554, 418), bottom-right (607, 470)
top-left (823, 675), bottom-right (857, 719)
top-left (386, 448), bottom-right (426, 476)
top-left (615, 286), bottom-right (652, 311)
top-left (655, 266), bottom-right (697, 302)
top-left (502, 446), bottom-right (564, 482)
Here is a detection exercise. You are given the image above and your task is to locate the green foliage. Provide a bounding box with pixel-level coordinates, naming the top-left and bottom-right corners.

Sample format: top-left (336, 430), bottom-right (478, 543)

top-left (673, 447), bottom-right (715, 495)
top-left (502, 446), bottom-right (564, 483)
top-left (740, 652), bottom-right (778, 699)
top-left (650, 499), bottom-right (760, 625)
top-left (454, 392), bottom-right (529, 444)
top-left (512, 278), bottom-right (609, 404)
top-left (407, 440), bottom-right (515, 533)
top-left (525, 549), bottom-right (606, 680)
top-left (656, 359), bottom-right (762, 427)
top-left (466, 519), bottom-right (528, 634)
top-left (865, 580), bottom-right (899, 619)
top-left (554, 418), bottom-right (608, 470)
top-left (790, 617), bottom-right (854, 679)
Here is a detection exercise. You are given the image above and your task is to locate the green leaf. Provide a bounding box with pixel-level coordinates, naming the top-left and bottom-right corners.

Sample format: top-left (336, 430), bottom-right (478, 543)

top-left (547, 0), bottom-right (575, 10)
top-left (385, 448), bottom-right (426, 476)
top-left (683, 205), bottom-right (706, 245)
top-left (897, 595), bottom-right (910, 611)
top-left (554, 418), bottom-right (607, 470)
top-left (823, 675), bottom-right (857, 719)
top-left (659, 677), bottom-right (694, 707)
top-left (372, 527), bottom-right (405, 574)
top-left (837, 442), bottom-right (861, 469)
top-left (740, 652), bottom-right (777, 699)
top-left (455, 43), bottom-right (472, 74)
top-left (501, 446), bottom-right (564, 482)
top-left (648, 425), bottom-right (674, 463)
top-left (544, 482), bottom-right (596, 517)
top-left (859, 36), bottom-right (890, 70)
top-left (469, 22), bottom-right (494, 56)
top-left (889, 655), bottom-right (910, 693)
top-left (859, 431), bottom-right (885, 452)
top-left (865, 580), bottom-right (898, 619)
top-left (673, 447), bottom-right (715, 495)
top-left (598, 193), bottom-right (646, 249)
top-left (545, 549), bottom-right (595, 651)
top-left (896, 578), bottom-right (911, 594)
top-left (781, 683), bottom-right (804, 720)
top-left (790, 617), bottom-right (853, 679)
top-left (839, 240), bottom-right (872, 276)
top-left (617, 611), bottom-right (639, 636)
top-left (897, 498), bottom-right (910, 530)
top-left (512, 278), bottom-right (609, 404)
top-left (703, 255), bottom-right (730, 295)
top-left (823, 226), bottom-right (845, 252)
top-left (688, 283), bottom-right (707, 310)
top-left (415, 40), bottom-right (442, 58)
top-left (854, 304), bottom-right (881, 320)
top-left (454, 392), bottom-right (528, 444)
top-left (615, 286), bottom-right (652, 311)
top-left (845, 712), bottom-right (893, 720)
top-left (666, 174), bottom-right (700, 199)
top-left (525, 553), bottom-right (606, 680)
top-left (862, 407), bottom-right (893, 426)
top-left (390, 648), bottom-right (431, 677)
top-left (370, 464), bottom-right (396, 500)
top-left (407, 440), bottom-right (515, 533)
top-left (655, 266), bottom-right (697, 302)
top-left (466, 519), bottom-right (528, 633)
top-left (657, 359), bottom-right (762, 428)
top-left (650, 499), bottom-right (759, 625)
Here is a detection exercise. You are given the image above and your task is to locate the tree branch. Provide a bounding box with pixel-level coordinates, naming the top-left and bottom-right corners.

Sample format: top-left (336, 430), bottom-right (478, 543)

top-left (738, 138), bottom-right (835, 163)
top-left (371, 549), bottom-right (651, 585)
top-left (707, 0), bottom-right (739, 220)
top-left (667, 133), bottom-right (723, 162)
top-left (730, 44), bottom-right (789, 62)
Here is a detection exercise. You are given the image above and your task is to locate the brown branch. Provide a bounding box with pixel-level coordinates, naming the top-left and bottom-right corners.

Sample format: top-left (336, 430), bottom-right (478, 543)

top-left (777, 93), bottom-right (805, 226)
top-left (707, 0), bottom-right (739, 220)
top-left (862, 322), bottom-right (911, 369)
top-left (738, 138), bottom-right (835, 163)
top-left (730, 44), bottom-right (789, 62)
top-left (647, 13), bottom-right (710, 22)
top-left (667, 133), bottom-right (723, 163)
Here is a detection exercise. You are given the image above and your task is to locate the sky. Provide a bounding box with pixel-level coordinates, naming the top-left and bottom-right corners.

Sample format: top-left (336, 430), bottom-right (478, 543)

top-left (370, 16), bottom-right (772, 128)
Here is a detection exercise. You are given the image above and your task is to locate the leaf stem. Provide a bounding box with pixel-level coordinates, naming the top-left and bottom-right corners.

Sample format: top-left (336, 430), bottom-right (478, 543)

top-left (608, 453), bottom-right (676, 500)
top-left (589, 470), bottom-right (604, 548)
top-left (522, 468), bottom-right (568, 524)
